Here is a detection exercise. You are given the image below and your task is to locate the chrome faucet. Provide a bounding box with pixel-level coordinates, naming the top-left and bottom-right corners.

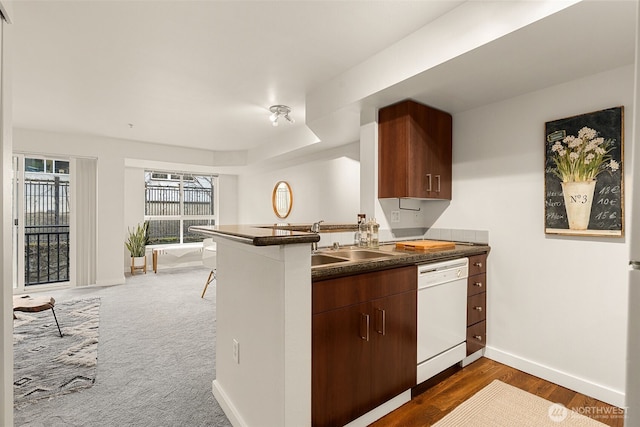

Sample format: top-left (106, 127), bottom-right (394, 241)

top-left (311, 220), bottom-right (324, 251)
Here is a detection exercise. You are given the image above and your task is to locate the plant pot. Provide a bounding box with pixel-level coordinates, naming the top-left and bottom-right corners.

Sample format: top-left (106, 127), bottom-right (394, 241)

top-left (561, 180), bottom-right (596, 230)
top-left (130, 255), bottom-right (147, 274)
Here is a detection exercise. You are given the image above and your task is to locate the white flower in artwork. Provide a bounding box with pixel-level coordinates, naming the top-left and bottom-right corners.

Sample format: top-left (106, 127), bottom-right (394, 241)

top-left (549, 126), bottom-right (616, 182)
top-left (566, 135), bottom-right (582, 148)
top-left (578, 126), bottom-right (597, 140)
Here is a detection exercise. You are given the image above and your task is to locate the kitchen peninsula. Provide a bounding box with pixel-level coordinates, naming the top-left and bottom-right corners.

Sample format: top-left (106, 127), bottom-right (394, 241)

top-left (190, 224), bottom-right (489, 427)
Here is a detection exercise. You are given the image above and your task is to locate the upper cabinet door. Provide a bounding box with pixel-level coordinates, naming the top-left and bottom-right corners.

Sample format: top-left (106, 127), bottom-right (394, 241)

top-left (378, 100), bottom-right (452, 200)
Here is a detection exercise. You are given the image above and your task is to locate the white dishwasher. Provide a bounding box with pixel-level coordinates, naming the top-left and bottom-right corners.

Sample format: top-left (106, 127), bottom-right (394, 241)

top-left (417, 257), bottom-right (469, 384)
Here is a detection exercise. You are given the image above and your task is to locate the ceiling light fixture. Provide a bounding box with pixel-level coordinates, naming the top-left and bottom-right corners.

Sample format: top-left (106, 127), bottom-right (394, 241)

top-left (269, 105), bottom-right (294, 127)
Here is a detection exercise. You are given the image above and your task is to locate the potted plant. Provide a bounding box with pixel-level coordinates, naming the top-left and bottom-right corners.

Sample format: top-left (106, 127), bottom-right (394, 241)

top-left (125, 221), bottom-right (149, 274)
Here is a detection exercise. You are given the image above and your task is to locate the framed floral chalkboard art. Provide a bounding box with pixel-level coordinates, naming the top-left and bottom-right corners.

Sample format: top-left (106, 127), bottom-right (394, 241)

top-left (544, 106), bottom-right (624, 237)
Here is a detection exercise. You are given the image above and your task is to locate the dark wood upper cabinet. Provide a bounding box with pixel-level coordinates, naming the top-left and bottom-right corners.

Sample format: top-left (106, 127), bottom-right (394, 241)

top-left (378, 100), bottom-right (452, 199)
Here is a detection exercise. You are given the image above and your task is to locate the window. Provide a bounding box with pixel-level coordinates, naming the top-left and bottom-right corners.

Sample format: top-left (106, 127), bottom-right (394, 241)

top-left (144, 171), bottom-right (217, 245)
top-left (24, 157), bottom-right (69, 174)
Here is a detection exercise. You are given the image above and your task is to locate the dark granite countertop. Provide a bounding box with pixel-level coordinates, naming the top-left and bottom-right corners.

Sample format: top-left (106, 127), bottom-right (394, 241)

top-left (268, 223), bottom-right (358, 232)
top-left (190, 224), bottom-right (489, 281)
top-left (311, 243), bottom-right (490, 280)
top-left (189, 225), bottom-right (320, 246)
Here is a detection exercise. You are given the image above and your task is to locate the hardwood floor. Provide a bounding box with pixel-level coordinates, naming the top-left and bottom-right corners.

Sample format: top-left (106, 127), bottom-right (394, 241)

top-left (370, 358), bottom-right (625, 427)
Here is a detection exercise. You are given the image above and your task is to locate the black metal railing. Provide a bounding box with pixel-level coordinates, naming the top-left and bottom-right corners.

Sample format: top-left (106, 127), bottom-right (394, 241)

top-left (145, 183), bottom-right (214, 244)
top-left (24, 225), bottom-right (70, 286)
top-left (23, 176), bottom-right (70, 286)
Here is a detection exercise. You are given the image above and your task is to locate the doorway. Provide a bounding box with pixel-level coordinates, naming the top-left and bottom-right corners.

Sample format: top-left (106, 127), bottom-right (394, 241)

top-left (12, 154), bottom-right (71, 292)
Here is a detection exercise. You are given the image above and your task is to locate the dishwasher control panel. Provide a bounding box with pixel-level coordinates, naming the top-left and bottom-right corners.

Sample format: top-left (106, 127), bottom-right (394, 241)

top-left (418, 258), bottom-right (469, 288)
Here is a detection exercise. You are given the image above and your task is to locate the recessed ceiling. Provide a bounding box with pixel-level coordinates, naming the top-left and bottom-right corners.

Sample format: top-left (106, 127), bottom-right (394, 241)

top-left (362, 0), bottom-right (637, 115)
top-left (11, 0), bottom-right (463, 153)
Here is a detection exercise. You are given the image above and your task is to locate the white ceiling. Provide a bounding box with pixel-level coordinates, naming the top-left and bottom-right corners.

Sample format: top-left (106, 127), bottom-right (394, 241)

top-left (10, 0), bottom-right (463, 153)
top-left (9, 1), bottom-right (638, 163)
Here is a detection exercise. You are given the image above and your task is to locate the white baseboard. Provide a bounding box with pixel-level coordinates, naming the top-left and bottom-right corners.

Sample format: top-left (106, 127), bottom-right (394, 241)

top-left (212, 379), bottom-right (248, 427)
top-left (485, 347), bottom-right (625, 408)
top-left (96, 275), bottom-right (125, 286)
top-left (344, 390), bottom-right (411, 427)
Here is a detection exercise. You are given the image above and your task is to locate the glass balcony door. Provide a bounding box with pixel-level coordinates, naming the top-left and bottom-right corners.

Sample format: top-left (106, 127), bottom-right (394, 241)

top-left (13, 154), bottom-right (71, 292)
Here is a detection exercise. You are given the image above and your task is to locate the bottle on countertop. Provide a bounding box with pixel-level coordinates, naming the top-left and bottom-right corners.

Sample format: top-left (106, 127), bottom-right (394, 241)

top-left (357, 214), bottom-right (369, 247)
top-left (368, 218), bottom-right (379, 248)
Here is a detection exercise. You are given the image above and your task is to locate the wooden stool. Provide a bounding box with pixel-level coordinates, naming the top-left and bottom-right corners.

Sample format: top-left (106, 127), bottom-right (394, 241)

top-left (13, 295), bottom-right (63, 337)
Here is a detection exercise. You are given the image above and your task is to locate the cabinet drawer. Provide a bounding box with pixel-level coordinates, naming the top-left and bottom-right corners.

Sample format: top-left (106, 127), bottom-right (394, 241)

top-left (467, 292), bottom-right (486, 326)
top-left (468, 254), bottom-right (487, 276)
top-left (467, 273), bottom-right (486, 296)
top-left (313, 266), bottom-right (416, 314)
top-left (466, 320), bottom-right (486, 356)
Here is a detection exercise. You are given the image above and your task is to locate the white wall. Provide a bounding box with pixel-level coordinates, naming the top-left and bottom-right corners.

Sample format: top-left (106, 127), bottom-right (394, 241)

top-left (0, 14), bottom-right (12, 427)
top-left (237, 143), bottom-right (360, 224)
top-left (430, 65), bottom-right (634, 406)
top-left (218, 174), bottom-right (238, 225)
top-left (14, 129), bottom-right (239, 282)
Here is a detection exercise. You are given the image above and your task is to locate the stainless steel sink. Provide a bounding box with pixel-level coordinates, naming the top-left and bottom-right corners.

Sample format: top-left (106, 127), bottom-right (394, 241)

top-left (329, 250), bottom-right (389, 260)
top-left (311, 254), bottom-right (347, 266)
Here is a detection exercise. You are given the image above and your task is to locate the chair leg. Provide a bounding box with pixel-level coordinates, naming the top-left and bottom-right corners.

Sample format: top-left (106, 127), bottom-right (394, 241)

top-left (201, 270), bottom-right (215, 298)
top-left (51, 307), bottom-right (63, 338)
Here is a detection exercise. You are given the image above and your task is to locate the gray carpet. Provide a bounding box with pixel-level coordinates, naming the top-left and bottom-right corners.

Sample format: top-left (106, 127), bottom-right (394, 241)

top-left (14, 298), bottom-right (100, 406)
top-left (13, 266), bottom-right (231, 427)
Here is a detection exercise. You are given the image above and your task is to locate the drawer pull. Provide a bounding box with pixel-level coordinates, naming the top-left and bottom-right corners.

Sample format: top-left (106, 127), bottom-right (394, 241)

top-left (473, 282), bottom-right (483, 287)
top-left (473, 262), bottom-right (483, 268)
top-left (473, 335), bottom-right (483, 341)
top-left (360, 314), bottom-right (370, 341)
top-left (474, 306), bottom-right (483, 312)
top-left (376, 308), bottom-right (386, 336)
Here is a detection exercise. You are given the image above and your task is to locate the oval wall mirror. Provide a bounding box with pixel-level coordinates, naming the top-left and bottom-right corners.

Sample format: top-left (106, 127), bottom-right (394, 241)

top-left (272, 181), bottom-right (293, 219)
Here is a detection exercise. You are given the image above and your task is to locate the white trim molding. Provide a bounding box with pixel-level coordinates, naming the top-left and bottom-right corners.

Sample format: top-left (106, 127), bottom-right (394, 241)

top-left (485, 346), bottom-right (626, 408)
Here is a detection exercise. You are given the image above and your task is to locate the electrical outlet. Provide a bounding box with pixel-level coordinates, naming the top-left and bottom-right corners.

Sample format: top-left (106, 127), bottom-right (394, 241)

top-left (414, 212), bottom-right (420, 224)
top-left (391, 211), bottom-right (400, 223)
top-left (233, 339), bottom-right (239, 364)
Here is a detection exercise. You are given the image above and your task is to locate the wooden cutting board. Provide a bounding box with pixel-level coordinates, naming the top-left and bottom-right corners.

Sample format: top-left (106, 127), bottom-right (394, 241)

top-left (395, 240), bottom-right (456, 251)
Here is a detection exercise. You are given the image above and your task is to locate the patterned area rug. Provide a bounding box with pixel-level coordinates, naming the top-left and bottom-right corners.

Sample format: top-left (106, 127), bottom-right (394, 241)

top-left (13, 297), bottom-right (101, 407)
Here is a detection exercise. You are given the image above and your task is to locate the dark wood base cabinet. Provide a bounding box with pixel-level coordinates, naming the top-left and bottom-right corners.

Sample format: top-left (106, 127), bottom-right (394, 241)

top-left (466, 254), bottom-right (487, 356)
top-left (312, 267), bottom-right (417, 427)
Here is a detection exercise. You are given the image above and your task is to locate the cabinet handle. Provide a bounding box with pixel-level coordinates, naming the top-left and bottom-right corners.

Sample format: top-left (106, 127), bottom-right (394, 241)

top-left (436, 174), bottom-right (441, 193)
top-left (474, 262), bottom-right (483, 268)
top-left (473, 282), bottom-right (483, 287)
top-left (426, 174), bottom-right (432, 192)
top-left (360, 313), bottom-right (370, 341)
top-left (473, 335), bottom-right (483, 341)
top-left (474, 306), bottom-right (483, 312)
top-left (376, 308), bottom-right (386, 336)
